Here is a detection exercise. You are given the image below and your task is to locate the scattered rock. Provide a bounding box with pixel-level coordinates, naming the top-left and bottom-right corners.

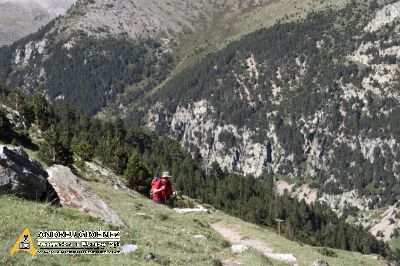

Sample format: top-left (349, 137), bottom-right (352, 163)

top-left (193, 234), bottom-right (207, 240)
top-left (174, 205), bottom-right (211, 214)
top-left (121, 244), bottom-right (138, 254)
top-left (231, 244), bottom-right (249, 253)
top-left (113, 183), bottom-right (129, 192)
top-left (145, 252), bottom-right (157, 260)
top-left (0, 145), bottom-right (48, 200)
top-left (313, 260), bottom-right (329, 266)
top-left (46, 165), bottom-right (124, 226)
top-left (265, 253), bottom-right (298, 264)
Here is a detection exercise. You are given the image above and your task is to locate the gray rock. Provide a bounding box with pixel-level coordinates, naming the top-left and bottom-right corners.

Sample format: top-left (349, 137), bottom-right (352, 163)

top-left (0, 145), bottom-right (48, 200)
top-left (46, 165), bottom-right (124, 226)
top-left (113, 183), bottom-right (129, 192)
top-left (145, 252), bottom-right (156, 260)
top-left (313, 260), bottom-right (329, 266)
top-left (121, 244), bottom-right (138, 254)
top-left (1, 105), bottom-right (27, 130)
top-left (193, 234), bottom-right (207, 240)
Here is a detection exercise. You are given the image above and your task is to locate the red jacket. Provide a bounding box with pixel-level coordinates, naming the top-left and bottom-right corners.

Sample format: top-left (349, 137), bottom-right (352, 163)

top-left (152, 178), bottom-right (172, 201)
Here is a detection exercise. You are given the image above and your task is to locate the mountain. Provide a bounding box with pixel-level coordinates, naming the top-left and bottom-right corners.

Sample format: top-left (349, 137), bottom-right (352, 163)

top-left (0, 0), bottom-right (77, 46)
top-left (129, 0), bottom-right (400, 242)
top-left (0, 86), bottom-right (393, 263)
top-left (0, 0), bottom-right (346, 114)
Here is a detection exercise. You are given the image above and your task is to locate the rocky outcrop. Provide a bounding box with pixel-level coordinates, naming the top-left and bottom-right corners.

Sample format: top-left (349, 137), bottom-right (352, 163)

top-left (365, 2), bottom-right (400, 32)
top-left (1, 105), bottom-right (27, 129)
top-left (15, 39), bottom-right (48, 66)
top-left (149, 100), bottom-right (272, 176)
top-left (0, 145), bottom-right (48, 200)
top-left (46, 165), bottom-right (124, 226)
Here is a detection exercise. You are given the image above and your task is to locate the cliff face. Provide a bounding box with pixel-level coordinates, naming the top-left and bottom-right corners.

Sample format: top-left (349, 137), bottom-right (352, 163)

top-left (143, 1), bottom-right (400, 240)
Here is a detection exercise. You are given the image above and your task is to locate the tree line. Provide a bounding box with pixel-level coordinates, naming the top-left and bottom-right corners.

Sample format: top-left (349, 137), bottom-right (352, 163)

top-left (0, 85), bottom-right (397, 260)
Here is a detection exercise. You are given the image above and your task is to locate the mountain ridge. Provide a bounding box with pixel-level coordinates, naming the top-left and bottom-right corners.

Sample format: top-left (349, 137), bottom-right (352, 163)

top-left (0, 0), bottom-right (76, 46)
top-left (1, 0), bottom-right (400, 252)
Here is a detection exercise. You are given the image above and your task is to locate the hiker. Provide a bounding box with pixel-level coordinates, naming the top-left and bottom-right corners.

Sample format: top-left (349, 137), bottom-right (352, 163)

top-left (150, 171), bottom-right (173, 204)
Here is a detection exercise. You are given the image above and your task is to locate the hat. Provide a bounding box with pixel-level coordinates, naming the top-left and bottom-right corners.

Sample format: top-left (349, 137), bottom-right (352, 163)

top-left (161, 171), bottom-right (172, 178)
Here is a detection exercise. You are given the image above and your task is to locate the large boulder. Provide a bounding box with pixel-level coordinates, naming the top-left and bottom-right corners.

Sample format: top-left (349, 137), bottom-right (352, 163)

top-left (0, 145), bottom-right (48, 200)
top-left (46, 165), bottom-right (124, 226)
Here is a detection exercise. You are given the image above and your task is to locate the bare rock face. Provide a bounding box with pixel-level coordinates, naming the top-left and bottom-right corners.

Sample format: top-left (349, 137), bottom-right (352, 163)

top-left (46, 165), bottom-right (124, 226)
top-left (58, 0), bottom-right (270, 40)
top-left (0, 145), bottom-right (48, 200)
top-left (1, 105), bottom-right (27, 129)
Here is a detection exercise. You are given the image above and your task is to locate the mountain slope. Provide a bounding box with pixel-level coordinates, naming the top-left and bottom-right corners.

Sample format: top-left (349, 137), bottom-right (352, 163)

top-left (0, 84), bottom-right (393, 261)
top-left (0, 0), bottom-right (76, 46)
top-left (119, 0), bottom-right (400, 241)
top-left (0, 162), bottom-right (387, 266)
top-left (0, 0), bottom-right (350, 115)
top-left (1, 0), bottom-right (400, 251)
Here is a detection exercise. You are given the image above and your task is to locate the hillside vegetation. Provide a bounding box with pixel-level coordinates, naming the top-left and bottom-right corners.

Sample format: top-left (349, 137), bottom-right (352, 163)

top-left (122, 0), bottom-right (400, 240)
top-left (0, 85), bottom-right (396, 261)
top-left (0, 163), bottom-right (387, 266)
top-left (0, 0), bottom-right (353, 116)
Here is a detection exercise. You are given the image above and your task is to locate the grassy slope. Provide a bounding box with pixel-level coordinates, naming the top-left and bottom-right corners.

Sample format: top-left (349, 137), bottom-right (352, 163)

top-left (391, 237), bottom-right (400, 250)
top-left (103, 0), bottom-right (351, 114)
top-left (0, 158), bottom-right (385, 266)
top-left (173, 0), bottom-right (350, 73)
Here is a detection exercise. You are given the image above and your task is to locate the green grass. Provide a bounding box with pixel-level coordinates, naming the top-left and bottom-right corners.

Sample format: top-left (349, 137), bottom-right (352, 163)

top-left (0, 157), bottom-right (388, 265)
top-left (0, 159), bottom-right (280, 266)
top-left (132, 0), bottom-right (351, 101)
top-left (172, 0), bottom-right (350, 74)
top-left (390, 237), bottom-right (400, 250)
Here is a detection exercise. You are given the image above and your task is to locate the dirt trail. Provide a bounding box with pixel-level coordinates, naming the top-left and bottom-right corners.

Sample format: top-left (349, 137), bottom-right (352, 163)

top-left (211, 221), bottom-right (297, 265)
top-left (211, 221), bottom-right (274, 253)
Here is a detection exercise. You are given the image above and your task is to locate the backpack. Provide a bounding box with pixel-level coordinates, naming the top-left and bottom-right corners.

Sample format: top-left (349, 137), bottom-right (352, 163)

top-left (150, 177), bottom-right (160, 198)
top-left (150, 177), bottom-right (172, 201)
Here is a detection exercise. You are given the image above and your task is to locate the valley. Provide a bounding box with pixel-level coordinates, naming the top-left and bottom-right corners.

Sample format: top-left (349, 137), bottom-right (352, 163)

top-left (1, 0), bottom-right (400, 264)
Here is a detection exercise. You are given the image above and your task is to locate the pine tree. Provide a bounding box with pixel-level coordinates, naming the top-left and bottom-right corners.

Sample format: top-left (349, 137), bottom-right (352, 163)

top-left (125, 150), bottom-right (151, 194)
top-left (72, 138), bottom-right (94, 161)
top-left (12, 88), bottom-right (24, 112)
top-left (0, 109), bottom-right (11, 141)
top-left (96, 135), bottom-right (128, 174)
top-left (39, 124), bottom-right (73, 166)
top-left (112, 145), bottom-right (128, 175)
top-left (32, 91), bottom-right (51, 130)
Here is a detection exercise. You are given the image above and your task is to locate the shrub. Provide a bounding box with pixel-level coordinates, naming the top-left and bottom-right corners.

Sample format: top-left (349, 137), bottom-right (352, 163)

top-left (318, 247), bottom-right (338, 257)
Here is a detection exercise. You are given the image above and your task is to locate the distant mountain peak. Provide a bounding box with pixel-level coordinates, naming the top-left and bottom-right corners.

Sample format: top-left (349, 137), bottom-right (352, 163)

top-left (0, 0), bottom-right (77, 46)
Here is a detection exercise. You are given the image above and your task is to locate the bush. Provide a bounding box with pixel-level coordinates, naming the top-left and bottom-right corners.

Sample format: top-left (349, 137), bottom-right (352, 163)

top-left (72, 139), bottom-right (94, 161)
top-left (0, 109), bottom-right (12, 141)
top-left (318, 247), bottom-right (338, 257)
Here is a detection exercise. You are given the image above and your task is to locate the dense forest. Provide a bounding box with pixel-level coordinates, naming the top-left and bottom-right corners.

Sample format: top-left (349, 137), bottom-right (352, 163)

top-left (0, 85), bottom-right (397, 260)
top-left (0, 24), bottom-right (174, 115)
top-left (1, 1), bottom-right (399, 209)
top-left (122, 0), bottom-right (400, 207)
